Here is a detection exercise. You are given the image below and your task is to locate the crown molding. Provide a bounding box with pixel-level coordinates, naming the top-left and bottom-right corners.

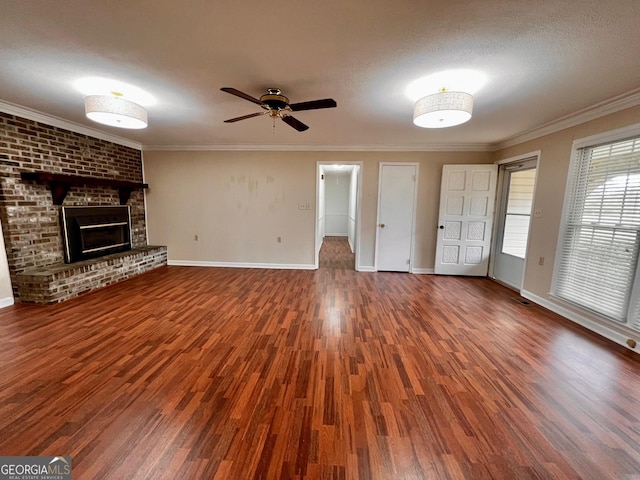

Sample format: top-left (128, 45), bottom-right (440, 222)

top-left (0, 100), bottom-right (143, 150)
top-left (493, 88), bottom-right (640, 151)
top-left (141, 143), bottom-right (493, 152)
top-left (1, 99), bottom-right (490, 153)
top-left (5, 88), bottom-right (639, 155)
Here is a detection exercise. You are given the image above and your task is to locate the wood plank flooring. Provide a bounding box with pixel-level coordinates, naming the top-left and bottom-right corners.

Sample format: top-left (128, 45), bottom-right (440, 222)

top-left (1, 238), bottom-right (639, 479)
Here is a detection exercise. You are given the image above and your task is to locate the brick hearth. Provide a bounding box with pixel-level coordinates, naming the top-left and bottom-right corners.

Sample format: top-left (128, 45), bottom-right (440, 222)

top-left (16, 246), bottom-right (167, 304)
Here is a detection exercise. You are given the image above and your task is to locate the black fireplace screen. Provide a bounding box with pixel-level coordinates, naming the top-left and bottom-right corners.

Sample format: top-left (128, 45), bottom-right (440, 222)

top-left (61, 206), bottom-right (132, 263)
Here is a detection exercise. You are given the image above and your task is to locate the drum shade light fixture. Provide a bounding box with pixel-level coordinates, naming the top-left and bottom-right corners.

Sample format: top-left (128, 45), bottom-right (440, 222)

top-left (85, 94), bottom-right (148, 129)
top-left (413, 88), bottom-right (473, 129)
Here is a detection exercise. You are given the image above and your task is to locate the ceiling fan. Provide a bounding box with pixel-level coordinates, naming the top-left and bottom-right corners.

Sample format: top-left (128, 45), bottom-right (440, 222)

top-left (220, 87), bottom-right (337, 132)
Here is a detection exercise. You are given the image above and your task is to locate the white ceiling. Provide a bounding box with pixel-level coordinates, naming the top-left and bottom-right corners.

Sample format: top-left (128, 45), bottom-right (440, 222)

top-left (2, 0), bottom-right (640, 151)
top-left (321, 164), bottom-right (356, 176)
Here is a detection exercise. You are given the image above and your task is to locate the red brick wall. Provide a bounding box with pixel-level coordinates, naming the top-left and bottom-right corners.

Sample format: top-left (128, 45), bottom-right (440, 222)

top-left (0, 112), bottom-right (147, 299)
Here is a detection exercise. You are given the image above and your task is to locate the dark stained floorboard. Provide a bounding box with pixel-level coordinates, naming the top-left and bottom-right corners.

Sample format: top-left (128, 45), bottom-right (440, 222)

top-left (0, 242), bottom-right (639, 479)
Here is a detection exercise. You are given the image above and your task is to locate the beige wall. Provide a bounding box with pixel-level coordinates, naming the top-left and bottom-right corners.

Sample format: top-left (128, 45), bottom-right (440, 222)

top-left (143, 150), bottom-right (492, 270)
top-left (143, 107), bottom-right (640, 346)
top-left (494, 105), bottom-right (640, 318)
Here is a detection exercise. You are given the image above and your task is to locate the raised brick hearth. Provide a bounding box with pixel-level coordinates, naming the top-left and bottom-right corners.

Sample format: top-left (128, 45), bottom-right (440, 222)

top-left (0, 112), bottom-right (166, 302)
top-left (17, 246), bottom-right (167, 304)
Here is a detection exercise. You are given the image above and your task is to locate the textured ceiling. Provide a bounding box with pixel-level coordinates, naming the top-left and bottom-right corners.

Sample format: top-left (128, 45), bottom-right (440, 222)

top-left (1, 0), bottom-right (639, 150)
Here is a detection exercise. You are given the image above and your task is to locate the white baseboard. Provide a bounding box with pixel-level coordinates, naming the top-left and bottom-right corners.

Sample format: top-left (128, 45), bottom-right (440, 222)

top-left (356, 265), bottom-right (376, 272)
top-left (412, 268), bottom-right (435, 274)
top-left (353, 266), bottom-right (434, 274)
top-left (168, 260), bottom-right (316, 270)
top-left (521, 289), bottom-right (639, 354)
top-left (170, 259), bottom-right (378, 273)
top-left (0, 296), bottom-right (15, 308)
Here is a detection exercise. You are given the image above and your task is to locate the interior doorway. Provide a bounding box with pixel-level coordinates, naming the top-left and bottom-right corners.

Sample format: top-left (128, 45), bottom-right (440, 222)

top-left (315, 162), bottom-right (362, 270)
top-left (490, 154), bottom-right (539, 290)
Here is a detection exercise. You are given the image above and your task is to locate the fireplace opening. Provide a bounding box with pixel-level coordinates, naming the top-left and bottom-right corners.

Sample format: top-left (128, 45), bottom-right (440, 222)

top-left (61, 206), bottom-right (132, 263)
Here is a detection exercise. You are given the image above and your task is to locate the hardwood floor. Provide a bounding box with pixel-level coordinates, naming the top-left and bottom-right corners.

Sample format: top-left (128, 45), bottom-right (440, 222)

top-left (1, 241), bottom-right (639, 479)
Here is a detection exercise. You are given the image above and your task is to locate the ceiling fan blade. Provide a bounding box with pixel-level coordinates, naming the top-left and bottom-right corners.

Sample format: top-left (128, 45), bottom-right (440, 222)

top-left (289, 98), bottom-right (337, 111)
top-left (220, 87), bottom-right (264, 106)
top-left (281, 115), bottom-right (309, 132)
top-left (223, 112), bottom-right (266, 123)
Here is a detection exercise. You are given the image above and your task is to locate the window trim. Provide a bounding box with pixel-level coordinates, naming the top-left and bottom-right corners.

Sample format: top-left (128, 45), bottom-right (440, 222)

top-left (551, 122), bottom-right (640, 327)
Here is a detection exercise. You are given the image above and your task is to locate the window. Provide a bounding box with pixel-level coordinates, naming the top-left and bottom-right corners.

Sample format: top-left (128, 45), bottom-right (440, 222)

top-left (553, 127), bottom-right (640, 331)
top-left (501, 168), bottom-right (536, 258)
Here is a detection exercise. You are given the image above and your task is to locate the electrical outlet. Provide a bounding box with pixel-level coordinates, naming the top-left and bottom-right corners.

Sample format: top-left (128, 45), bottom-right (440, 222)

top-left (194, 234), bottom-right (199, 241)
top-left (534, 208), bottom-right (543, 218)
top-left (277, 236), bottom-right (282, 243)
top-left (305, 202), bottom-right (311, 210)
top-left (298, 202), bottom-right (305, 210)
top-left (538, 256), bottom-right (544, 265)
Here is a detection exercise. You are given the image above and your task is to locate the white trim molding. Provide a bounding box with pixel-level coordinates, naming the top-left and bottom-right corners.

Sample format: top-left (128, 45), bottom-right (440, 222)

top-left (494, 89), bottom-right (640, 150)
top-left (411, 268), bottom-right (435, 274)
top-left (168, 260), bottom-right (316, 270)
top-left (570, 121), bottom-right (640, 150)
top-left (0, 297), bottom-right (15, 309)
top-left (0, 99), bottom-right (143, 150)
top-left (356, 266), bottom-right (376, 272)
top-left (495, 150), bottom-right (542, 165)
top-left (142, 143), bottom-right (493, 152)
top-left (521, 290), bottom-right (639, 355)
top-left (4, 88), bottom-right (640, 154)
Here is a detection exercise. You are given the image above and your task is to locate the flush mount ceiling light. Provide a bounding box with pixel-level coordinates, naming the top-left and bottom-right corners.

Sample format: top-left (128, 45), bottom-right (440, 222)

top-left (84, 94), bottom-right (148, 129)
top-left (75, 77), bottom-right (156, 106)
top-left (413, 88), bottom-right (473, 129)
top-left (405, 70), bottom-right (487, 102)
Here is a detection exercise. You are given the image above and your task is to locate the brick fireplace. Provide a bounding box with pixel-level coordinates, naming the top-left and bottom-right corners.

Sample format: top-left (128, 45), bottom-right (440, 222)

top-left (0, 112), bottom-right (166, 303)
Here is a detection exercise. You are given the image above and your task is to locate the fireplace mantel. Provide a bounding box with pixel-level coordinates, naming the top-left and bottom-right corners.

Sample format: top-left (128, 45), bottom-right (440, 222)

top-left (20, 171), bottom-right (149, 205)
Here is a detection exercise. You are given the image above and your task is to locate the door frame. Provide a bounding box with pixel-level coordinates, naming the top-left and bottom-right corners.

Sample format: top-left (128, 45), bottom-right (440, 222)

top-left (489, 150), bottom-right (541, 290)
top-left (374, 162), bottom-right (419, 272)
top-left (315, 161), bottom-right (363, 270)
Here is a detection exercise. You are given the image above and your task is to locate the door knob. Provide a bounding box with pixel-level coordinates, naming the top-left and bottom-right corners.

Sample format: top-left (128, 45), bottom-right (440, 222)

top-left (439, 225), bottom-right (444, 229)
top-left (379, 223), bottom-right (386, 228)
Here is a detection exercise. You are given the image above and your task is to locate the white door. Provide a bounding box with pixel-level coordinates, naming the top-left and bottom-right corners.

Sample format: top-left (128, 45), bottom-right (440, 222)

top-left (375, 163), bottom-right (418, 272)
top-left (492, 159), bottom-right (537, 289)
top-left (435, 164), bottom-right (498, 275)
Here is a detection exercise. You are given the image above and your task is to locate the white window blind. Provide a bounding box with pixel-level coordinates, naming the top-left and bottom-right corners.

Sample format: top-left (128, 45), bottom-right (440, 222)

top-left (554, 135), bottom-right (640, 327)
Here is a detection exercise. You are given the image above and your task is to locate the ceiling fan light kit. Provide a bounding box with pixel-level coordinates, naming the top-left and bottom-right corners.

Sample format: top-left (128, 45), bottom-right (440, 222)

top-left (84, 95), bottom-right (148, 129)
top-left (413, 90), bottom-right (473, 129)
top-left (221, 87), bottom-right (337, 132)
